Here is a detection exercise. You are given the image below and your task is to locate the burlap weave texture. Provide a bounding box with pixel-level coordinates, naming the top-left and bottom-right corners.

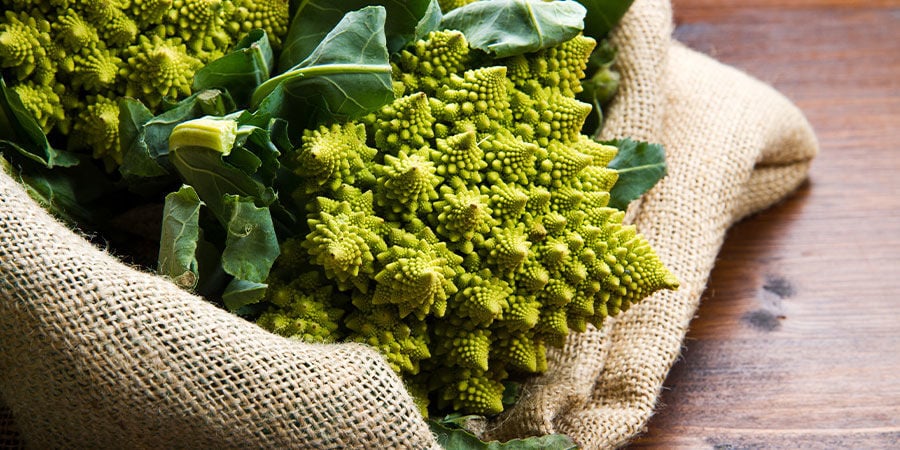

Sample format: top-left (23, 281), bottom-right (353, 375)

top-left (0, 0), bottom-right (818, 448)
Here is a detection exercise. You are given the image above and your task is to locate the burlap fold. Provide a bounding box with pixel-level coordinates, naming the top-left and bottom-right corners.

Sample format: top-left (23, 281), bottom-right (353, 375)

top-left (0, 0), bottom-right (817, 448)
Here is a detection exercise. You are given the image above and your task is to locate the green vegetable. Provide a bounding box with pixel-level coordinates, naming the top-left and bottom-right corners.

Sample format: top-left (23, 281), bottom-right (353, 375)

top-left (0, 77), bottom-right (78, 168)
top-left (1, 0), bottom-right (668, 427)
top-left (256, 27), bottom-right (678, 416)
top-left (430, 416), bottom-right (578, 449)
top-left (437, 0), bottom-right (478, 13)
top-left (580, 38), bottom-right (620, 135)
top-left (192, 30), bottom-right (275, 107)
top-left (0, 0), bottom-right (290, 168)
top-left (252, 6), bottom-right (395, 128)
top-left (575, 0), bottom-right (636, 42)
top-left (606, 138), bottom-right (667, 210)
top-left (439, 0), bottom-right (587, 58)
top-left (277, 0), bottom-right (441, 71)
top-left (169, 116), bottom-right (239, 155)
top-left (158, 185), bottom-right (204, 290)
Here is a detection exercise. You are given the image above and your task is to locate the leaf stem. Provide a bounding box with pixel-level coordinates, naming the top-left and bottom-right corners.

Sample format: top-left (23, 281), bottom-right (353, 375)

top-left (613, 163), bottom-right (666, 174)
top-left (251, 63), bottom-right (393, 107)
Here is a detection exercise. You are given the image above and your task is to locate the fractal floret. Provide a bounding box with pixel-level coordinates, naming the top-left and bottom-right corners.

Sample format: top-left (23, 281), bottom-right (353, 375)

top-left (0, 0), bottom-right (289, 167)
top-left (258, 30), bottom-right (679, 416)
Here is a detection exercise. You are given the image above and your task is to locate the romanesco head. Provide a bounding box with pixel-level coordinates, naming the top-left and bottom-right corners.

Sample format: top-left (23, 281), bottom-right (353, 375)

top-left (0, 11), bottom-right (53, 82)
top-left (437, 0), bottom-right (477, 14)
top-left (122, 34), bottom-right (202, 107)
top-left (430, 130), bottom-right (486, 184)
top-left (303, 204), bottom-right (384, 292)
top-left (72, 95), bottom-right (121, 166)
top-left (0, 0), bottom-right (290, 167)
top-left (372, 237), bottom-right (461, 320)
top-left (394, 30), bottom-right (469, 96)
top-left (372, 92), bottom-right (436, 156)
top-left (289, 122), bottom-right (377, 195)
top-left (429, 179), bottom-right (496, 245)
top-left (230, 0), bottom-right (289, 49)
top-left (436, 66), bottom-right (511, 135)
top-left (258, 30), bottom-right (679, 417)
top-left (374, 147), bottom-right (442, 220)
top-left (11, 81), bottom-right (64, 134)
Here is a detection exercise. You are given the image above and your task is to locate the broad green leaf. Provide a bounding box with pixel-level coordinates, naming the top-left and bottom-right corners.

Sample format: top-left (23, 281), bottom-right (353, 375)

top-left (18, 171), bottom-right (92, 224)
top-left (118, 98), bottom-right (169, 179)
top-left (253, 6), bottom-right (394, 126)
top-left (278, 0), bottom-right (441, 72)
top-left (18, 170), bottom-right (94, 224)
top-left (0, 77), bottom-right (78, 168)
top-left (606, 138), bottom-right (667, 210)
top-left (158, 185), bottom-right (204, 290)
top-left (192, 30), bottom-right (274, 107)
top-left (169, 145), bottom-right (275, 221)
top-left (440, 0), bottom-right (586, 58)
top-left (222, 278), bottom-right (269, 312)
top-left (221, 195), bottom-right (280, 283)
top-left (575, 0), bottom-right (635, 40)
top-left (429, 420), bottom-right (578, 450)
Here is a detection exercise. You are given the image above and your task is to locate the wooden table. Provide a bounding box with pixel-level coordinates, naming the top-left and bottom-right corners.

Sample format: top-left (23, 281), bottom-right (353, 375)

top-left (631, 1), bottom-right (900, 447)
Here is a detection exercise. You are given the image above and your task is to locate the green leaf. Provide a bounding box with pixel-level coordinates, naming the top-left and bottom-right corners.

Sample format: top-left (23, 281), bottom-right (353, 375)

top-left (226, 145), bottom-right (263, 174)
top-left (238, 123), bottom-right (282, 186)
top-left (439, 0), bottom-right (586, 58)
top-left (158, 185), bottom-right (204, 290)
top-left (414, 0), bottom-right (444, 45)
top-left (606, 138), bottom-right (667, 210)
top-left (278, 0), bottom-right (441, 72)
top-left (192, 29), bottom-right (274, 107)
top-left (268, 117), bottom-right (293, 151)
top-left (222, 278), bottom-right (269, 312)
top-left (429, 421), bottom-right (578, 450)
top-left (118, 98), bottom-right (169, 179)
top-left (169, 145), bottom-right (275, 221)
top-left (0, 76), bottom-right (78, 168)
top-left (221, 195), bottom-right (280, 283)
top-left (253, 6), bottom-right (394, 126)
top-left (219, 110), bottom-right (282, 186)
top-left (574, 0), bottom-right (635, 41)
top-left (16, 159), bottom-right (113, 225)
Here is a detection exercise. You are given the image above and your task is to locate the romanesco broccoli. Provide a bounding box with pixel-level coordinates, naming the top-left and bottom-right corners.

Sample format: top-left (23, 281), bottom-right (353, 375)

top-left (0, 0), bottom-right (289, 167)
top-left (257, 30), bottom-right (679, 416)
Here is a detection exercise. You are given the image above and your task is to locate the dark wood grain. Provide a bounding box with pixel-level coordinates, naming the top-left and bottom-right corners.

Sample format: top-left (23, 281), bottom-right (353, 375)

top-left (630, 1), bottom-right (900, 448)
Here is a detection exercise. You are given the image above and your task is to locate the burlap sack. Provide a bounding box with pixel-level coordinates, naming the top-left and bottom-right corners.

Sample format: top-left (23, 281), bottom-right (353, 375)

top-left (482, 3), bottom-right (819, 448)
top-left (0, 0), bottom-right (817, 448)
